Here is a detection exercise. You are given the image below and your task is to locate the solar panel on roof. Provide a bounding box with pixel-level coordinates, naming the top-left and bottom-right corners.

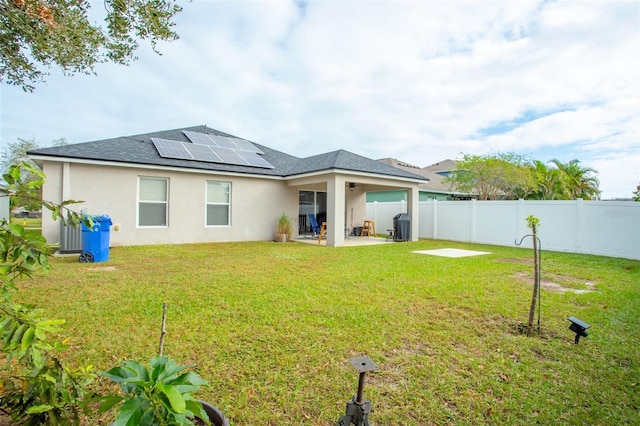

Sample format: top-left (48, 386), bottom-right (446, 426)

top-left (207, 133), bottom-right (263, 153)
top-left (183, 131), bottom-right (217, 146)
top-left (152, 135), bottom-right (273, 168)
top-left (184, 144), bottom-right (222, 162)
top-left (213, 137), bottom-right (239, 149)
top-left (232, 139), bottom-right (264, 154)
top-left (207, 134), bottom-right (230, 145)
top-left (236, 150), bottom-right (274, 168)
top-left (211, 147), bottom-right (249, 165)
top-left (186, 131), bottom-right (262, 153)
top-left (153, 138), bottom-right (194, 160)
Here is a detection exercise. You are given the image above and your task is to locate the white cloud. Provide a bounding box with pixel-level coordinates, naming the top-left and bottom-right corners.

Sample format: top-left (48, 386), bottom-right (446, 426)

top-left (591, 152), bottom-right (640, 199)
top-left (482, 102), bottom-right (637, 150)
top-left (1, 0), bottom-right (638, 197)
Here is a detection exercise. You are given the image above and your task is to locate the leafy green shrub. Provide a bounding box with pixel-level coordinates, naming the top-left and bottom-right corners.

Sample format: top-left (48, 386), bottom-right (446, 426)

top-left (0, 163), bottom-right (95, 424)
top-left (0, 302), bottom-right (95, 425)
top-left (1, 163), bottom-right (220, 425)
top-left (100, 355), bottom-right (211, 426)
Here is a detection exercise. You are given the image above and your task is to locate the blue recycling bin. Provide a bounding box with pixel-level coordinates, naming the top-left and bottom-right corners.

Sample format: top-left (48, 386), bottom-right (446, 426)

top-left (80, 215), bottom-right (112, 262)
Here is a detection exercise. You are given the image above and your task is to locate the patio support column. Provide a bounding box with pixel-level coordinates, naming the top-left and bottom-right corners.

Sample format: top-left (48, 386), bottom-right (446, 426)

top-left (327, 175), bottom-right (346, 247)
top-left (408, 184), bottom-right (420, 241)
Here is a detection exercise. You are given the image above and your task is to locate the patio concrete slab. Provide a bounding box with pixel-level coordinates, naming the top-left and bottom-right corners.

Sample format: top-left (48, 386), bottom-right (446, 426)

top-left (412, 248), bottom-right (491, 258)
top-left (294, 236), bottom-right (390, 246)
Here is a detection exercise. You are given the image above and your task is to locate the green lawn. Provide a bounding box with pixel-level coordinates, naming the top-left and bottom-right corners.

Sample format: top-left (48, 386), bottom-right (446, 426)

top-left (9, 217), bottom-right (42, 234)
top-left (16, 240), bottom-right (640, 425)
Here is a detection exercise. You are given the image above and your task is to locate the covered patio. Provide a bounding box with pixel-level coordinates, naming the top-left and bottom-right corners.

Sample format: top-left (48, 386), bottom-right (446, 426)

top-left (289, 173), bottom-right (424, 247)
top-left (294, 235), bottom-right (392, 247)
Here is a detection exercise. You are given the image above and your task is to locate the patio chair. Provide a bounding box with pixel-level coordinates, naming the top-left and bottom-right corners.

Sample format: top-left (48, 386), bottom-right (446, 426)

top-left (308, 214), bottom-right (322, 238)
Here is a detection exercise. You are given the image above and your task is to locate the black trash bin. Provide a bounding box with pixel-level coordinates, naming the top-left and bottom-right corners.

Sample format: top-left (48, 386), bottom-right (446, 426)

top-left (393, 213), bottom-right (411, 242)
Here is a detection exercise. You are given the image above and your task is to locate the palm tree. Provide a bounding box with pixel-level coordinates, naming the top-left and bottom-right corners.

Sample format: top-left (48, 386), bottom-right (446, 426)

top-left (549, 159), bottom-right (601, 200)
top-left (526, 160), bottom-right (558, 200)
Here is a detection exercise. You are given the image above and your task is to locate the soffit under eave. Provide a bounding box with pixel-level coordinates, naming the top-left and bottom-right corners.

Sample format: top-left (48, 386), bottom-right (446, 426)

top-left (28, 155), bottom-right (285, 180)
top-left (284, 170), bottom-right (425, 188)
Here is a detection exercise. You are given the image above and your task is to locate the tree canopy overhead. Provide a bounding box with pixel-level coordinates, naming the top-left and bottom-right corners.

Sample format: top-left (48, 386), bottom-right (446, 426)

top-left (0, 0), bottom-right (182, 91)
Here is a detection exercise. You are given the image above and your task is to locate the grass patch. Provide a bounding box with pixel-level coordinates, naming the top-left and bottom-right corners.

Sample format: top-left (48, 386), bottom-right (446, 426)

top-left (10, 217), bottom-right (42, 227)
top-left (9, 217), bottom-right (42, 235)
top-left (16, 240), bottom-right (640, 425)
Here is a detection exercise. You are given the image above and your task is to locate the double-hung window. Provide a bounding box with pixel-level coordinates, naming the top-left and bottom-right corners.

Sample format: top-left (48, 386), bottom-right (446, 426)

top-left (138, 177), bottom-right (168, 227)
top-left (206, 181), bottom-right (230, 226)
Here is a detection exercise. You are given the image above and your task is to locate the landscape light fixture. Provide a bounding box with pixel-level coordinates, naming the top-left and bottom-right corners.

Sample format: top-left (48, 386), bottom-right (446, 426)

top-left (568, 316), bottom-right (591, 344)
top-left (337, 356), bottom-right (379, 426)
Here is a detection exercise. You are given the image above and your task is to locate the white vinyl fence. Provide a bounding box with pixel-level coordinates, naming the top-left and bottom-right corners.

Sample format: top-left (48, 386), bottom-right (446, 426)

top-left (366, 199), bottom-right (640, 260)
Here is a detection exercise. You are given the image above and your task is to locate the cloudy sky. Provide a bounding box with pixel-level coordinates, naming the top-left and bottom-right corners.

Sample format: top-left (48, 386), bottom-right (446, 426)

top-left (1, 0), bottom-right (638, 199)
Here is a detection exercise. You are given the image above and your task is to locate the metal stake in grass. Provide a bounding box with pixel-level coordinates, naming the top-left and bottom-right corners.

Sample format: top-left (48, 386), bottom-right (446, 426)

top-left (515, 215), bottom-right (542, 337)
top-left (337, 356), bottom-right (379, 426)
top-left (158, 301), bottom-right (168, 356)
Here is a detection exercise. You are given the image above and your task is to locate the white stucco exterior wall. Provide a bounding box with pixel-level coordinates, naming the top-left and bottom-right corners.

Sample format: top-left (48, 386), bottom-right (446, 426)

top-left (41, 161), bottom-right (298, 246)
top-left (345, 186), bottom-right (367, 231)
top-left (0, 190), bottom-right (10, 222)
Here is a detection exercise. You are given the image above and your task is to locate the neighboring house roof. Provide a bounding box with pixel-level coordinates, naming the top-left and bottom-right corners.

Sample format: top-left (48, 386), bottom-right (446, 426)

top-left (378, 157), bottom-right (458, 194)
top-left (376, 158), bottom-right (422, 171)
top-left (422, 159), bottom-right (457, 173)
top-left (377, 158), bottom-right (478, 198)
top-left (28, 125), bottom-right (426, 182)
top-left (418, 171), bottom-right (453, 193)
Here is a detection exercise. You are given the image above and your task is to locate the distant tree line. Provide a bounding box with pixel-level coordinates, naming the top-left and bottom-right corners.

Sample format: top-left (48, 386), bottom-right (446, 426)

top-left (444, 152), bottom-right (602, 201)
top-left (1, 137), bottom-right (66, 210)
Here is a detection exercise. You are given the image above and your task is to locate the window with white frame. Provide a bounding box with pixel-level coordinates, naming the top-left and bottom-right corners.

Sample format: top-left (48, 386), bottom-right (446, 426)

top-left (206, 181), bottom-right (230, 226)
top-left (138, 177), bottom-right (168, 227)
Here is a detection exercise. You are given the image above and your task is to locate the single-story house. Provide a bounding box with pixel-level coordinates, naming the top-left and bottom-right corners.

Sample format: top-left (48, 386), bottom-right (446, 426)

top-left (28, 125), bottom-right (427, 247)
top-left (368, 158), bottom-right (473, 202)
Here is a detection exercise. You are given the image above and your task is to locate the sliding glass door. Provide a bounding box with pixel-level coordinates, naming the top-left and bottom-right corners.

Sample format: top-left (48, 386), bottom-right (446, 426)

top-left (298, 190), bottom-right (327, 234)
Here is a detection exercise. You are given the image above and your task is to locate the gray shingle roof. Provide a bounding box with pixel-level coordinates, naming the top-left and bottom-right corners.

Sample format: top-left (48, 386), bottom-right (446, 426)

top-left (28, 125), bottom-right (427, 181)
top-left (285, 149), bottom-right (426, 179)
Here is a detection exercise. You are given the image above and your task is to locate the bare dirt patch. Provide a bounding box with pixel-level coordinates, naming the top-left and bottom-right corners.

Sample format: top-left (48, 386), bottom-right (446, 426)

top-left (497, 258), bottom-right (531, 265)
top-left (514, 272), bottom-right (595, 294)
top-left (85, 266), bottom-right (117, 271)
